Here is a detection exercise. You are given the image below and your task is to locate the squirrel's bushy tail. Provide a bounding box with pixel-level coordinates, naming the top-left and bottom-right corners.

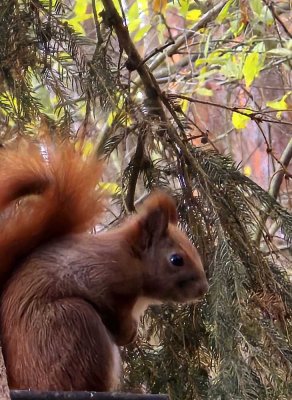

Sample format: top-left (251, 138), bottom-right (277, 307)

top-left (0, 137), bottom-right (104, 282)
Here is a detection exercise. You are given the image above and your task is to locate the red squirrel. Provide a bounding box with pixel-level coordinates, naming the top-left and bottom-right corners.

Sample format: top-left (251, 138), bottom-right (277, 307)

top-left (0, 137), bottom-right (208, 392)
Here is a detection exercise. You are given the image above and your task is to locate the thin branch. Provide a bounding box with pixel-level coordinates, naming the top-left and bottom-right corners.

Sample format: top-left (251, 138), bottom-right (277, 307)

top-left (131, 0), bottom-right (227, 89)
top-left (92, 0), bottom-right (103, 44)
top-left (254, 138), bottom-right (292, 245)
top-left (171, 94), bottom-right (292, 127)
top-left (269, 138), bottom-right (292, 199)
top-left (262, 0), bottom-right (292, 39)
top-left (148, 1), bottom-right (228, 73)
top-left (140, 41), bottom-right (175, 67)
top-left (124, 130), bottom-right (146, 213)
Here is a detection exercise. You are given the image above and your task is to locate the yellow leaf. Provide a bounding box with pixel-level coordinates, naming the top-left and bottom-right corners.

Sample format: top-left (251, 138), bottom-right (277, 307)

top-left (99, 182), bottom-right (121, 195)
top-left (134, 24), bottom-right (151, 41)
top-left (243, 165), bottom-right (252, 177)
top-left (266, 92), bottom-right (291, 118)
top-left (186, 9), bottom-right (201, 22)
top-left (180, 99), bottom-right (189, 113)
top-left (232, 111), bottom-right (251, 130)
top-left (243, 52), bottom-right (261, 88)
top-left (266, 99), bottom-right (287, 110)
top-left (153, 0), bottom-right (167, 13)
top-left (178, 0), bottom-right (189, 17)
top-left (83, 141), bottom-right (94, 156)
top-left (216, 0), bottom-right (234, 23)
top-left (112, 0), bottom-right (123, 16)
top-left (75, 140), bottom-right (94, 156)
top-left (74, 0), bottom-right (88, 17)
top-left (128, 2), bottom-right (139, 21)
top-left (128, 19), bottom-right (140, 34)
top-left (196, 87), bottom-right (213, 97)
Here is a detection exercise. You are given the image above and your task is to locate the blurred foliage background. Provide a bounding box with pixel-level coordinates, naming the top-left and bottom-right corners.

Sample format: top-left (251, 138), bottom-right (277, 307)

top-left (0, 0), bottom-right (291, 399)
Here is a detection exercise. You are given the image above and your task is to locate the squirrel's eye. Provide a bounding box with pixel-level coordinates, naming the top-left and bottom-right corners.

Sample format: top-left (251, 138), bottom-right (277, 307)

top-left (170, 254), bottom-right (184, 267)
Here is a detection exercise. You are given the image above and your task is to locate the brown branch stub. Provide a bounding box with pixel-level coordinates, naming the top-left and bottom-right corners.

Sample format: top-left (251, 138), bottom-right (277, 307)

top-left (254, 138), bottom-right (292, 245)
top-left (269, 138), bottom-right (292, 200)
top-left (124, 132), bottom-right (146, 213)
top-left (0, 345), bottom-right (10, 400)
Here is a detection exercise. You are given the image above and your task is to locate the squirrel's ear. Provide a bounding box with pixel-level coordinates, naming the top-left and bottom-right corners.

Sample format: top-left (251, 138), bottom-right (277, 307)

top-left (134, 191), bottom-right (178, 250)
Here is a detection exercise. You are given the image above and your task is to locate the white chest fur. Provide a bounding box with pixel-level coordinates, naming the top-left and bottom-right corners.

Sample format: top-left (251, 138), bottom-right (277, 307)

top-left (131, 296), bottom-right (162, 323)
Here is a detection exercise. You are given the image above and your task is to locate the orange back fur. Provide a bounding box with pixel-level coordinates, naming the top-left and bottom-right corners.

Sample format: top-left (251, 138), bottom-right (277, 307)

top-left (0, 138), bottom-right (104, 282)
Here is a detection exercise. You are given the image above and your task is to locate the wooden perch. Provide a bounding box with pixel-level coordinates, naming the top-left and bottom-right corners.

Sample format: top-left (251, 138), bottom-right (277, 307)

top-left (10, 391), bottom-right (169, 400)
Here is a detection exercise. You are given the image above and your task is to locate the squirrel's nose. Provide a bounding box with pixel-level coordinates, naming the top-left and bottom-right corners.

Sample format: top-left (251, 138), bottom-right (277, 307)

top-left (177, 272), bottom-right (208, 298)
top-left (192, 271), bottom-right (209, 298)
top-left (197, 277), bottom-right (208, 298)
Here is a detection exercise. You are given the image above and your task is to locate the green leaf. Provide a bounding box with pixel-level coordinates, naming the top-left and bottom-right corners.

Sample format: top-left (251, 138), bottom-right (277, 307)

top-left (267, 48), bottom-right (292, 57)
top-left (221, 57), bottom-right (243, 80)
top-left (204, 33), bottom-right (211, 58)
top-left (262, 6), bottom-right (274, 25)
top-left (242, 52), bottom-right (261, 87)
top-left (232, 21), bottom-right (245, 37)
top-left (128, 19), bottom-right (140, 34)
top-left (287, 39), bottom-right (292, 50)
top-left (198, 68), bottom-right (218, 83)
top-left (74, 0), bottom-right (88, 17)
top-left (178, 0), bottom-right (190, 17)
top-left (232, 110), bottom-right (252, 130)
top-left (128, 2), bottom-right (139, 22)
top-left (68, 18), bottom-right (85, 35)
top-left (134, 24), bottom-right (151, 42)
top-left (216, 0), bottom-right (234, 23)
top-left (250, 0), bottom-right (262, 17)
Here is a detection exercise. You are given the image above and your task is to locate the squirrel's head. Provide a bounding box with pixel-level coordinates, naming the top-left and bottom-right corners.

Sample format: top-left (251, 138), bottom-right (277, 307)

top-left (128, 192), bottom-right (208, 303)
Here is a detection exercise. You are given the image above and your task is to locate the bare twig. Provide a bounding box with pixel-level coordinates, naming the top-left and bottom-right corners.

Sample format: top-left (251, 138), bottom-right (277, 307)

top-left (124, 129), bottom-right (146, 213)
top-left (140, 41), bottom-right (175, 67)
top-left (269, 138), bottom-right (292, 199)
top-left (262, 0), bottom-right (292, 39)
top-left (148, 1), bottom-right (227, 73)
top-left (130, 0), bottom-right (227, 90)
top-left (254, 138), bottom-right (292, 245)
top-left (92, 0), bottom-right (103, 44)
top-left (171, 94), bottom-right (292, 127)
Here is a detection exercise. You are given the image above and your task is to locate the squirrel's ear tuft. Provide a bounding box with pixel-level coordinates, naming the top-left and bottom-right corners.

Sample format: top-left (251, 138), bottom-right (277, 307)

top-left (134, 191), bottom-right (178, 250)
